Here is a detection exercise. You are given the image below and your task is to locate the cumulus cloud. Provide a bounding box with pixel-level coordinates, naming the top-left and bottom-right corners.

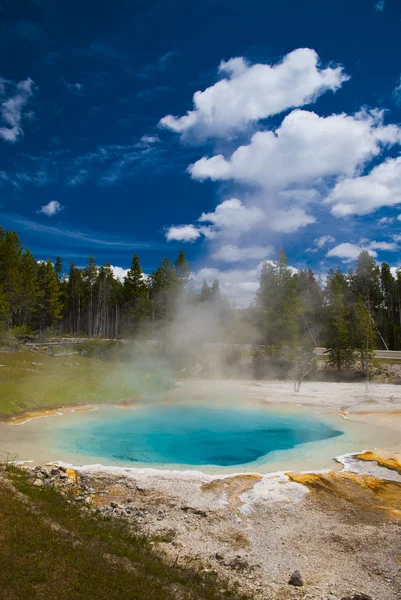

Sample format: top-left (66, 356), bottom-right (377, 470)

top-left (199, 198), bottom-right (264, 231)
top-left (189, 109), bottom-right (400, 189)
top-left (326, 242), bottom-right (378, 261)
top-left (0, 77), bottom-right (35, 143)
top-left (268, 207), bottom-right (315, 232)
top-left (327, 156), bottom-right (401, 216)
top-left (160, 48), bottom-right (348, 141)
top-left (165, 224), bottom-right (201, 242)
top-left (37, 200), bottom-right (64, 217)
top-left (326, 240), bottom-right (398, 262)
top-left (110, 265), bottom-right (129, 281)
top-left (211, 244), bottom-right (273, 263)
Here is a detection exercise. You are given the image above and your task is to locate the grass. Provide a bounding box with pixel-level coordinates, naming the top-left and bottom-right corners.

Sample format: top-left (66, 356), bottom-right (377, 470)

top-left (0, 466), bottom-right (252, 600)
top-left (0, 350), bottom-right (172, 419)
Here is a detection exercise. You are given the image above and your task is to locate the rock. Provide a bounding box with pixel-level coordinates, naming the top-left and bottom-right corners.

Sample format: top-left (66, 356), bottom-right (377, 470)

top-left (288, 570), bottom-right (304, 587)
top-left (215, 553), bottom-right (224, 561)
top-left (40, 467), bottom-right (50, 477)
top-left (84, 496), bottom-right (93, 506)
top-left (59, 472), bottom-right (68, 480)
top-left (33, 479), bottom-right (44, 487)
top-left (126, 497), bottom-right (133, 503)
top-left (43, 477), bottom-right (55, 487)
top-left (341, 595), bottom-right (372, 600)
top-left (110, 502), bottom-right (118, 508)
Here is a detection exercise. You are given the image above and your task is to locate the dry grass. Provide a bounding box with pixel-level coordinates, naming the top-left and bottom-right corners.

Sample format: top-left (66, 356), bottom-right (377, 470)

top-left (0, 466), bottom-right (253, 600)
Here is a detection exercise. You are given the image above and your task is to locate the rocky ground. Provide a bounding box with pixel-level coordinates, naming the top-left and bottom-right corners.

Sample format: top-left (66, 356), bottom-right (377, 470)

top-left (20, 451), bottom-right (401, 600)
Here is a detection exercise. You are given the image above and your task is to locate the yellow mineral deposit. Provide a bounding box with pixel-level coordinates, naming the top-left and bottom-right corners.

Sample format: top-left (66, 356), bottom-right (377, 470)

top-left (286, 471), bottom-right (401, 521)
top-left (201, 473), bottom-right (262, 512)
top-left (66, 468), bottom-right (77, 484)
top-left (356, 449), bottom-right (401, 475)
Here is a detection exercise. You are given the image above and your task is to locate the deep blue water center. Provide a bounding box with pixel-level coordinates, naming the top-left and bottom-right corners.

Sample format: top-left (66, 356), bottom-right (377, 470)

top-left (56, 405), bottom-right (342, 467)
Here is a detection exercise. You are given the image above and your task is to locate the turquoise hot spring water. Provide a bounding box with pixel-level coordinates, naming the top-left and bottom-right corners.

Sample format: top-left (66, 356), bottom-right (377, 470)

top-left (52, 403), bottom-right (342, 468)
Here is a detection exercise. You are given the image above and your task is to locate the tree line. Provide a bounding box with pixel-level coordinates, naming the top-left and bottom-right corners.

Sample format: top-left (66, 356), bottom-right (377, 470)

top-left (1, 225), bottom-right (401, 370)
top-left (0, 225), bottom-right (224, 340)
top-left (254, 249), bottom-right (401, 371)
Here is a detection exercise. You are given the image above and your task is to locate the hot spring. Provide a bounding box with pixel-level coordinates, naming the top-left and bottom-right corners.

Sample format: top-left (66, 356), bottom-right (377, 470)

top-left (2, 397), bottom-right (399, 473)
top-left (52, 404), bottom-right (342, 467)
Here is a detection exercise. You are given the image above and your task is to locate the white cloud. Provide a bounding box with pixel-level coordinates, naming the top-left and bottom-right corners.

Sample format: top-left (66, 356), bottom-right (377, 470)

top-left (165, 224), bottom-right (201, 242)
top-left (326, 242), bottom-right (378, 261)
top-left (190, 109), bottom-right (400, 189)
top-left (160, 48), bottom-right (348, 140)
top-left (369, 241), bottom-right (398, 251)
top-left (110, 265), bottom-right (129, 281)
top-left (375, 0), bottom-right (385, 11)
top-left (327, 156), bottom-right (401, 216)
top-left (211, 244), bottom-right (273, 263)
top-left (268, 207), bottom-right (316, 232)
top-left (198, 198), bottom-right (264, 231)
top-left (37, 200), bottom-right (64, 217)
top-left (315, 235), bottom-right (335, 248)
top-left (0, 77), bottom-right (35, 143)
top-left (141, 135), bottom-right (160, 144)
top-left (326, 239), bottom-right (398, 262)
top-left (378, 216), bottom-right (394, 224)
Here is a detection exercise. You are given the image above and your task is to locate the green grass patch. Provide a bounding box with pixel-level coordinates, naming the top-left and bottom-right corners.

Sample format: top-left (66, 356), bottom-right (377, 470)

top-left (0, 466), bottom-right (251, 600)
top-left (0, 350), bottom-right (173, 419)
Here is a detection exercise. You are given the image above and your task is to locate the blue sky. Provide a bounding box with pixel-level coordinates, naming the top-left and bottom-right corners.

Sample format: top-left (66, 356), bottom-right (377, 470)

top-left (1, 0), bottom-right (401, 304)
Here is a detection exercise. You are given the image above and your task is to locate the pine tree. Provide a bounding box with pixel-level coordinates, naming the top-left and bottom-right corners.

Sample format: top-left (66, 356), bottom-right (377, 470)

top-left (200, 279), bottom-right (212, 302)
top-left (83, 256), bottom-right (97, 337)
top-left (0, 229), bottom-right (23, 328)
top-left (35, 260), bottom-right (62, 331)
top-left (17, 250), bottom-right (39, 329)
top-left (54, 256), bottom-right (63, 279)
top-left (175, 250), bottom-right (191, 291)
top-left (123, 254), bottom-right (149, 336)
top-left (257, 250), bottom-right (300, 348)
top-left (379, 263), bottom-right (398, 350)
top-left (211, 279), bottom-right (221, 301)
top-left (324, 268), bottom-right (353, 370)
top-left (353, 297), bottom-right (376, 377)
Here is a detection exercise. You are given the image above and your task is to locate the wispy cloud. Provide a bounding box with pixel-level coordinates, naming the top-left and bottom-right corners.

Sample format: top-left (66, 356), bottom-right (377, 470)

top-left (138, 50), bottom-right (181, 79)
top-left (393, 76), bottom-right (401, 107)
top-left (64, 81), bottom-right (83, 95)
top-left (1, 213), bottom-right (166, 250)
top-left (374, 0), bottom-right (385, 11)
top-left (0, 77), bottom-right (35, 143)
top-left (1, 139), bottom-right (166, 188)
